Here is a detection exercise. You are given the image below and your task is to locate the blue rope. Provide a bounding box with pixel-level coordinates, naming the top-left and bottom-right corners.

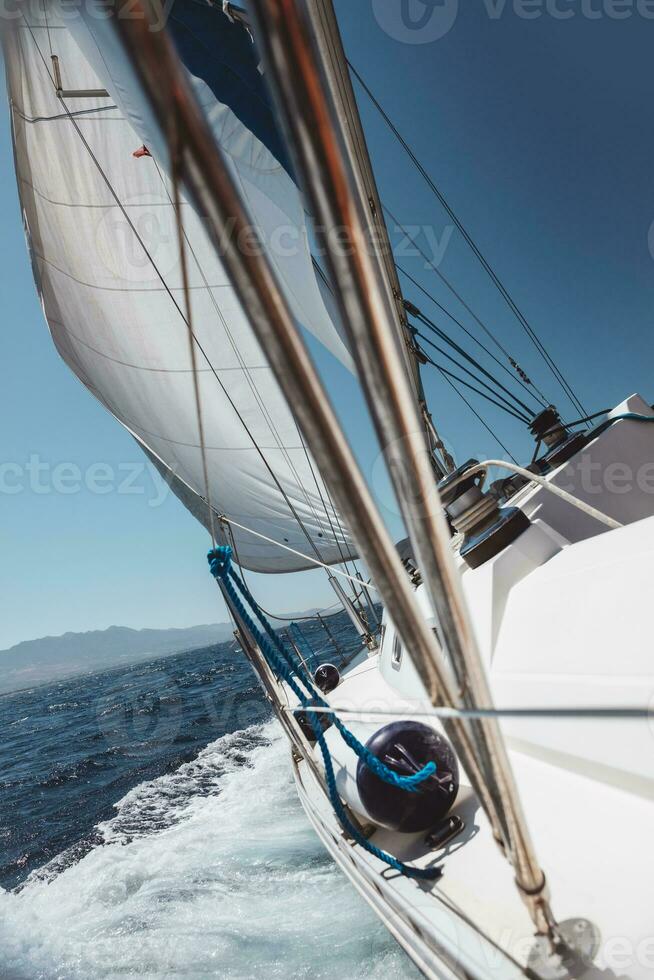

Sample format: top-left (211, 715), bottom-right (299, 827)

top-left (209, 547), bottom-right (436, 793)
top-left (591, 412), bottom-right (654, 439)
top-left (208, 546), bottom-right (441, 880)
top-left (307, 710), bottom-right (442, 882)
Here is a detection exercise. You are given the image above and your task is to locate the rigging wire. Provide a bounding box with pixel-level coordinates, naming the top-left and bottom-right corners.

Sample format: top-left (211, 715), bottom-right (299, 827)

top-left (434, 367), bottom-right (519, 464)
top-left (170, 126), bottom-right (216, 547)
top-left (413, 329), bottom-right (532, 422)
top-left (396, 261), bottom-right (543, 408)
top-left (288, 702), bottom-right (652, 722)
top-left (220, 514), bottom-right (378, 591)
top-left (298, 434), bottom-right (363, 605)
top-left (417, 346), bottom-right (532, 425)
top-left (221, 516), bottom-right (348, 625)
top-left (385, 204), bottom-right (552, 408)
top-left (348, 59), bottom-right (588, 419)
top-left (258, 601), bottom-right (344, 623)
top-left (42, 0), bottom-right (53, 59)
top-left (411, 312), bottom-right (537, 417)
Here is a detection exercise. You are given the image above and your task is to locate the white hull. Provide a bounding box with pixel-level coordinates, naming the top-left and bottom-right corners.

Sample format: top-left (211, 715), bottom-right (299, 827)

top-left (292, 752), bottom-right (526, 980)
top-left (277, 401), bottom-right (654, 979)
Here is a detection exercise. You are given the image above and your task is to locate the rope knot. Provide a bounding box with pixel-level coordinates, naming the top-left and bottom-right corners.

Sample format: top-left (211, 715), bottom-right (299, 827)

top-left (208, 545), bottom-right (233, 580)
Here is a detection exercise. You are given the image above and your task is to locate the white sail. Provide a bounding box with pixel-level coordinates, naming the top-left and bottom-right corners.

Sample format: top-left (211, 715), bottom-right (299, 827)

top-left (4, 2), bottom-right (356, 573)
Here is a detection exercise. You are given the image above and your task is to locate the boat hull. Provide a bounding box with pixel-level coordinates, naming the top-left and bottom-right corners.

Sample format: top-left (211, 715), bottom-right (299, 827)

top-left (292, 752), bottom-right (526, 980)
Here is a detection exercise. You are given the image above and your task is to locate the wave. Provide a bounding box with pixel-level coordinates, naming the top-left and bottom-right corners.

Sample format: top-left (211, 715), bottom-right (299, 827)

top-left (0, 721), bottom-right (416, 979)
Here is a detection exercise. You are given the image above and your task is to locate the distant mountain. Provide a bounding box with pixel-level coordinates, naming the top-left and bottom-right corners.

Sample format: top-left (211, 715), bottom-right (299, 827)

top-left (0, 623), bottom-right (235, 694)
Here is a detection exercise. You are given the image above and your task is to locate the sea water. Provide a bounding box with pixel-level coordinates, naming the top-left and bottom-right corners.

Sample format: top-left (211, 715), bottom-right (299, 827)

top-left (0, 617), bottom-right (417, 978)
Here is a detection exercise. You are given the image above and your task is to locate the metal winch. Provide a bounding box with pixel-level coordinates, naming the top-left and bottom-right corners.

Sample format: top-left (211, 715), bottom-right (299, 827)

top-left (438, 459), bottom-right (530, 568)
top-left (529, 406), bottom-right (587, 473)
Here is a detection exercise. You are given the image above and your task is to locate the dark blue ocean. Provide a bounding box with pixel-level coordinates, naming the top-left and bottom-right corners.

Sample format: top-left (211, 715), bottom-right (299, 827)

top-left (0, 613), bottom-right (416, 979)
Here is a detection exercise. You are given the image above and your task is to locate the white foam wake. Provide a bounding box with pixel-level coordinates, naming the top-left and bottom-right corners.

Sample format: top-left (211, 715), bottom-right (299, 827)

top-left (0, 722), bottom-right (417, 979)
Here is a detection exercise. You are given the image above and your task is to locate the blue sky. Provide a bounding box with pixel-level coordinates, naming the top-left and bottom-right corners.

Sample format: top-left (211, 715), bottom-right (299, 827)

top-left (2, 1), bottom-right (654, 650)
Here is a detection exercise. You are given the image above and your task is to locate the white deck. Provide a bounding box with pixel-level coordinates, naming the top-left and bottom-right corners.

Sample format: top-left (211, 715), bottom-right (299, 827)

top-left (291, 629), bottom-right (654, 977)
top-left (282, 410), bottom-right (654, 977)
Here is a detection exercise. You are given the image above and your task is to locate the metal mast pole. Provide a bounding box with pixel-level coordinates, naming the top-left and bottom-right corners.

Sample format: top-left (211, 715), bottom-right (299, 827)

top-left (248, 0), bottom-right (557, 937)
top-left (303, 0), bottom-right (451, 477)
top-left (307, 9), bottom-right (420, 401)
top-left (227, 0), bottom-right (450, 475)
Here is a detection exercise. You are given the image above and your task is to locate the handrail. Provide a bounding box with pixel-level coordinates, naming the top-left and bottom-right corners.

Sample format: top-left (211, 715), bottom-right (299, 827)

top-left (248, 0), bottom-right (558, 938)
top-left (468, 460), bottom-right (621, 529)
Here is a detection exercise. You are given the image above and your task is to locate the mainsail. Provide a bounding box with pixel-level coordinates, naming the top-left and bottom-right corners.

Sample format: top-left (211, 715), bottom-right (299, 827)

top-left (5, 0), bottom-right (356, 573)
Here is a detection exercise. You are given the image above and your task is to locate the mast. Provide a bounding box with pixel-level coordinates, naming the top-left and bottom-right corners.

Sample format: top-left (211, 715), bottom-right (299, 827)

top-left (227, 0), bottom-right (451, 477)
top-left (307, 4), bottom-right (415, 383)
top-left (306, 0), bottom-right (452, 478)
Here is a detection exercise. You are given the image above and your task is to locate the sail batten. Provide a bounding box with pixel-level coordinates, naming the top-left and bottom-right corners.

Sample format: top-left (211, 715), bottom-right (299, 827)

top-left (6, 1), bottom-right (356, 573)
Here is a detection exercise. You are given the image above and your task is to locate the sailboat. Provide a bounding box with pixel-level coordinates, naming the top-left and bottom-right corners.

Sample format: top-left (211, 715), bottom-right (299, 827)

top-left (5, 1), bottom-right (654, 977)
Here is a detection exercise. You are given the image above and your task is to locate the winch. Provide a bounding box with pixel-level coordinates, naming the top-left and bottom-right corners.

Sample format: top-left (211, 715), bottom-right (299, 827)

top-left (438, 459), bottom-right (530, 568)
top-left (529, 405), bottom-right (587, 473)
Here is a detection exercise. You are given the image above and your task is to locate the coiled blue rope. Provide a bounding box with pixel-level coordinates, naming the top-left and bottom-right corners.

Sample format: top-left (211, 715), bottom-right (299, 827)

top-left (208, 546), bottom-right (441, 880)
top-left (208, 547), bottom-right (435, 793)
top-left (307, 710), bottom-right (442, 881)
